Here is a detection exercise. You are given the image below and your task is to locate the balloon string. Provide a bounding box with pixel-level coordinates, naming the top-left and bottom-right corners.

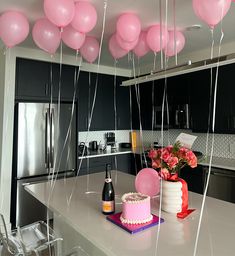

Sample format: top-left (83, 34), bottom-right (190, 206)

top-left (173, 0), bottom-right (177, 65)
top-left (193, 22), bottom-right (224, 256)
top-left (67, 0), bottom-right (108, 206)
top-left (159, 0), bottom-right (163, 70)
top-left (132, 55), bottom-right (147, 168)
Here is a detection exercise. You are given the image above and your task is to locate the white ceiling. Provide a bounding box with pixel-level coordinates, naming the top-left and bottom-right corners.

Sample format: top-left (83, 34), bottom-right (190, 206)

top-left (1, 0), bottom-right (235, 71)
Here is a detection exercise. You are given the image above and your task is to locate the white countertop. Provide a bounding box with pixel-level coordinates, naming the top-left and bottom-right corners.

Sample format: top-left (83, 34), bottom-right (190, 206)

top-left (78, 148), bottom-right (132, 159)
top-left (199, 156), bottom-right (235, 171)
top-left (25, 171), bottom-right (235, 256)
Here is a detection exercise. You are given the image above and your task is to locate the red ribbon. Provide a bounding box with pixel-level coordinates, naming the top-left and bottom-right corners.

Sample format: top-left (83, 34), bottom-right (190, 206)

top-left (176, 178), bottom-right (195, 218)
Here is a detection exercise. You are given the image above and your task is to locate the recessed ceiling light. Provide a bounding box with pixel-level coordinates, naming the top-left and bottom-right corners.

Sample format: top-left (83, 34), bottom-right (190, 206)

top-left (185, 24), bottom-right (202, 31)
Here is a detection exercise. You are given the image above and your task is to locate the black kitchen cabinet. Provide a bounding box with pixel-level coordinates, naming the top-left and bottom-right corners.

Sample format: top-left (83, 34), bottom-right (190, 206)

top-left (190, 69), bottom-right (213, 133)
top-left (77, 153), bottom-right (134, 176)
top-left (77, 72), bottom-right (130, 131)
top-left (112, 153), bottom-right (135, 174)
top-left (77, 156), bottom-right (112, 176)
top-left (179, 165), bottom-right (205, 194)
top-left (15, 57), bottom-right (76, 101)
top-left (116, 77), bottom-right (131, 130)
top-left (15, 58), bottom-right (51, 100)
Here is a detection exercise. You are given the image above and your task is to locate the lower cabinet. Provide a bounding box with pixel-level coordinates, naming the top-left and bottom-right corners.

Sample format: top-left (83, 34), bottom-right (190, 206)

top-left (77, 153), bottom-right (135, 176)
top-left (179, 165), bottom-right (205, 194)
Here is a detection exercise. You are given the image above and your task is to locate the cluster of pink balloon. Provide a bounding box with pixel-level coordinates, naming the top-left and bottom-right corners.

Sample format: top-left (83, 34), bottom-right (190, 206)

top-left (108, 13), bottom-right (186, 60)
top-left (0, 0), bottom-right (99, 63)
top-left (34, 0), bottom-right (99, 63)
top-left (0, 0), bottom-right (232, 63)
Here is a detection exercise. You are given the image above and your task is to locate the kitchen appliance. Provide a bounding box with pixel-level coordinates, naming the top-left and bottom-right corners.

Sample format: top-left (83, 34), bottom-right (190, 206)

top-left (205, 167), bottom-right (235, 203)
top-left (11, 102), bottom-right (77, 227)
top-left (174, 104), bottom-right (190, 129)
top-left (78, 142), bottom-right (88, 156)
top-left (119, 142), bottom-right (132, 149)
top-left (105, 132), bottom-right (116, 148)
top-left (89, 141), bottom-right (98, 151)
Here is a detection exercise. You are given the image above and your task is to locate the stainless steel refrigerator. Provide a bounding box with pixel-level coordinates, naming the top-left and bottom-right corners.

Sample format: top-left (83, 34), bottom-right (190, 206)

top-left (11, 102), bottom-right (77, 227)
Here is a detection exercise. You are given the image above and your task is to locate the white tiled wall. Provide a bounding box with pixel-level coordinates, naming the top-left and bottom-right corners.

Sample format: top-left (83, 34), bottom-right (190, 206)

top-left (79, 129), bottom-right (235, 159)
top-left (142, 129), bottom-right (235, 159)
top-left (79, 130), bottom-right (131, 147)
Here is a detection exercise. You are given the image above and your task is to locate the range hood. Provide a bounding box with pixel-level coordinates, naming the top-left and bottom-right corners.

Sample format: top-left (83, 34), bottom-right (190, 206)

top-left (121, 53), bottom-right (235, 86)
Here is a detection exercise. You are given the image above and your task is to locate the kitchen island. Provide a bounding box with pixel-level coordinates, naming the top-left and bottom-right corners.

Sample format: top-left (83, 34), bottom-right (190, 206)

top-left (25, 171), bottom-right (235, 256)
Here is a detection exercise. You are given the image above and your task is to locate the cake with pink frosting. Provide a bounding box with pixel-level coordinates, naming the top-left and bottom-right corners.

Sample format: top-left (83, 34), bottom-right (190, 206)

top-left (120, 192), bottom-right (153, 224)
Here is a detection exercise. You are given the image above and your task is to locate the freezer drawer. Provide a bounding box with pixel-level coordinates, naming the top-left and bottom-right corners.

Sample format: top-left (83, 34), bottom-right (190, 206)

top-left (206, 167), bottom-right (235, 203)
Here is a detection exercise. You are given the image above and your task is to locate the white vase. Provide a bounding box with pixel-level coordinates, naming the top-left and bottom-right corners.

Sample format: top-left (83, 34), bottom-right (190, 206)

top-left (161, 180), bottom-right (183, 213)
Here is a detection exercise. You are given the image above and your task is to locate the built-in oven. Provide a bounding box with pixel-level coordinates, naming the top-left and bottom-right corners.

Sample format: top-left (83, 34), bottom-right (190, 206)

top-left (205, 167), bottom-right (235, 203)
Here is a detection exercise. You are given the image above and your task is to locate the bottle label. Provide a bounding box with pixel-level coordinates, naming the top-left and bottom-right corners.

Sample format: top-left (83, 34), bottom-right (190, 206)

top-left (102, 201), bottom-right (114, 213)
top-left (105, 178), bottom-right (112, 183)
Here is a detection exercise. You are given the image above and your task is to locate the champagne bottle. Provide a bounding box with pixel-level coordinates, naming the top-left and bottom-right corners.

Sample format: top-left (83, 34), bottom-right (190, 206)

top-left (102, 164), bottom-right (115, 215)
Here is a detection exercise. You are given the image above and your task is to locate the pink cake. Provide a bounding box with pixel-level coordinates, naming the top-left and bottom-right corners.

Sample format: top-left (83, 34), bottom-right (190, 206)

top-left (120, 192), bottom-right (153, 225)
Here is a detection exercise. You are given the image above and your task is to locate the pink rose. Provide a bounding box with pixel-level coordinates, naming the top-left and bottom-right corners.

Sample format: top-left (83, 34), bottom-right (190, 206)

top-left (186, 151), bottom-right (197, 168)
top-left (148, 149), bottom-right (158, 159)
top-left (160, 148), bottom-right (171, 162)
top-left (178, 147), bottom-right (189, 159)
top-left (152, 159), bottom-right (161, 169)
top-left (159, 168), bottom-right (170, 180)
top-left (165, 145), bottom-right (173, 153)
top-left (167, 156), bottom-right (179, 169)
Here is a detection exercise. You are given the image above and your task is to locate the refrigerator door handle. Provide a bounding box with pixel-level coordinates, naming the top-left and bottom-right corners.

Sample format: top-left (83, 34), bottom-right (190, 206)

top-left (50, 108), bottom-right (55, 168)
top-left (45, 109), bottom-right (50, 169)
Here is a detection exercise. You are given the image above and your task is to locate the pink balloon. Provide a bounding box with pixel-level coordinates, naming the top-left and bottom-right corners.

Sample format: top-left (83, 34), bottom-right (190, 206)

top-left (71, 1), bottom-right (97, 33)
top-left (62, 25), bottom-right (85, 50)
top-left (192, 0), bottom-right (231, 29)
top-left (108, 34), bottom-right (128, 59)
top-left (80, 36), bottom-right (99, 63)
top-left (116, 33), bottom-right (138, 51)
top-left (164, 31), bottom-right (185, 57)
top-left (0, 11), bottom-right (29, 48)
top-left (44, 0), bottom-right (75, 28)
top-left (146, 24), bottom-right (169, 53)
top-left (133, 31), bottom-right (150, 57)
top-left (32, 18), bottom-right (61, 54)
top-left (135, 168), bottom-right (160, 197)
top-left (116, 13), bottom-right (141, 42)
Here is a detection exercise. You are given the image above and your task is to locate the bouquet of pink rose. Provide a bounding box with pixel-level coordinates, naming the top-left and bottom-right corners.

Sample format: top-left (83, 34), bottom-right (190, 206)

top-left (148, 141), bottom-right (197, 181)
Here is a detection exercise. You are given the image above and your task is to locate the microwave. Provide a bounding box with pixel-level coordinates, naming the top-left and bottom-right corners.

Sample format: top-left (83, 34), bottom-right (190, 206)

top-left (154, 104), bottom-right (190, 129)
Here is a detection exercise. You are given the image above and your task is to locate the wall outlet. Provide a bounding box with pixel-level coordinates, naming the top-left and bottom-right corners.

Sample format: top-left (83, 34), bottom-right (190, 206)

top-left (229, 142), bottom-right (235, 154)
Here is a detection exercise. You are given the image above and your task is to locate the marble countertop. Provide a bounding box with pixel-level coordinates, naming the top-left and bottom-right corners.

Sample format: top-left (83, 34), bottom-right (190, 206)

top-left (25, 171), bottom-right (235, 256)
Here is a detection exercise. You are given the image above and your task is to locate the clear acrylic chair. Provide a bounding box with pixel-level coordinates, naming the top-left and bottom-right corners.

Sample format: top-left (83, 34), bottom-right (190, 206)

top-left (0, 214), bottom-right (63, 256)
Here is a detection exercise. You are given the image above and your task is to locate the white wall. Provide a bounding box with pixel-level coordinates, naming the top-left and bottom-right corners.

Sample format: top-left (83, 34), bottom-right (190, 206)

top-left (0, 46), bottom-right (132, 228)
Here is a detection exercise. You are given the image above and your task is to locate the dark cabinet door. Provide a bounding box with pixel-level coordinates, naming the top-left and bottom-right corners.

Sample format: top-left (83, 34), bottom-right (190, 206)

top-left (190, 69), bottom-right (213, 133)
top-left (89, 73), bottom-right (115, 131)
top-left (116, 77), bottom-right (131, 130)
top-left (214, 64), bottom-right (235, 133)
top-left (16, 58), bottom-right (77, 101)
top-left (179, 165), bottom-right (205, 194)
top-left (111, 153), bottom-right (134, 174)
top-left (52, 63), bottom-right (78, 101)
top-left (15, 58), bottom-right (50, 100)
top-left (77, 71), bottom-right (93, 131)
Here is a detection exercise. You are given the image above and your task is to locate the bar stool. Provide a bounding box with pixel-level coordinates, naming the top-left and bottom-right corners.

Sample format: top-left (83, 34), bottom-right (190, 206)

top-left (0, 214), bottom-right (63, 255)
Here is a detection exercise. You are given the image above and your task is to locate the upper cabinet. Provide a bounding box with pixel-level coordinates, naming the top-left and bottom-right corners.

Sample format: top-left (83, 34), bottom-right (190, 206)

top-left (15, 57), bottom-right (76, 101)
top-left (79, 73), bottom-right (131, 131)
top-left (15, 58), bottom-right (131, 132)
top-left (190, 64), bottom-right (235, 134)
